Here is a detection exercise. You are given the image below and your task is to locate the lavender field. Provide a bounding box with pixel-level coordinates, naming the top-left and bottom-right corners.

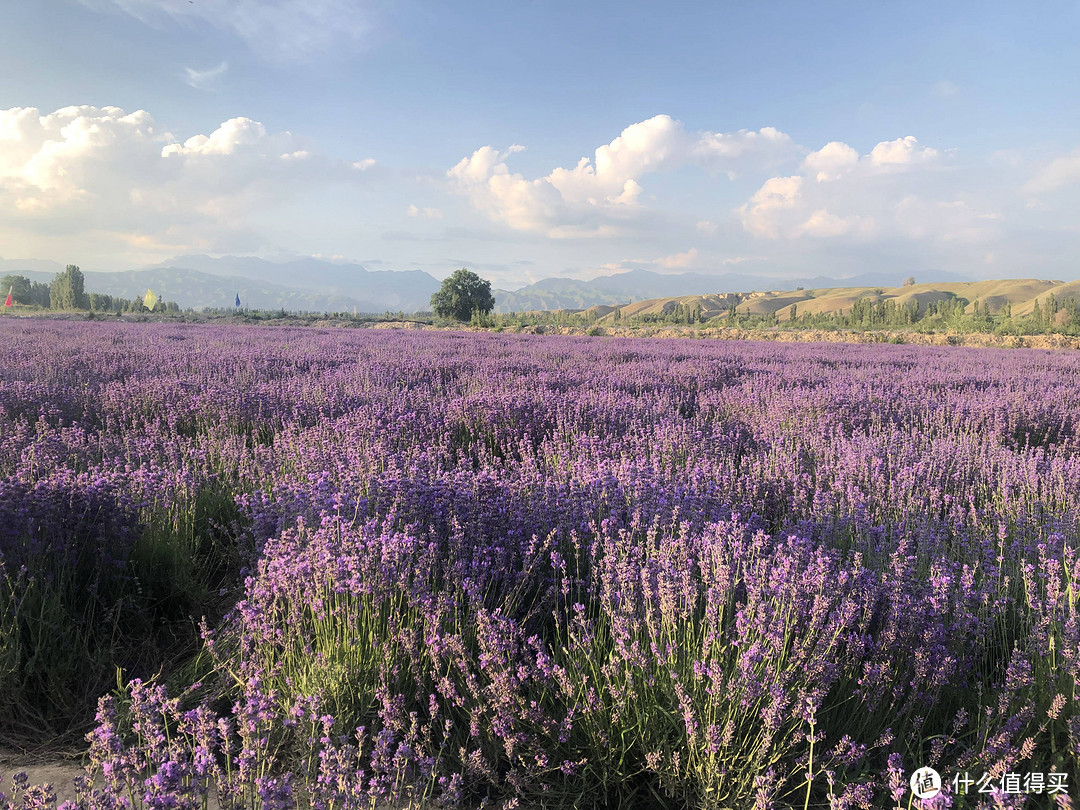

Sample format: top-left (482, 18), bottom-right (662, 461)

top-left (0, 319), bottom-right (1077, 809)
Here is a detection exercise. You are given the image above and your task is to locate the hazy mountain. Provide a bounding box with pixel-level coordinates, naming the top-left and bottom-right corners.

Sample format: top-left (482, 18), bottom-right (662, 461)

top-left (89, 267), bottom-right (399, 312)
top-left (0, 257), bottom-right (66, 276)
top-left (2, 255), bottom-right (442, 312)
top-left (2, 256), bottom-right (976, 313)
top-left (152, 255), bottom-right (441, 311)
top-left (1, 266), bottom-right (389, 312)
top-left (493, 269), bottom-right (974, 312)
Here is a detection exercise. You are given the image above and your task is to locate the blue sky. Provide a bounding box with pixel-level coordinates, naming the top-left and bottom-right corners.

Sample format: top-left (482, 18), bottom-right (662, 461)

top-left (1, 1), bottom-right (1078, 288)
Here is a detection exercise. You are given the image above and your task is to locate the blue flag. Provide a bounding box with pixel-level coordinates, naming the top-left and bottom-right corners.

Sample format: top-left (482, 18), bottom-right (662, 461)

top-left (235, 293), bottom-right (241, 308)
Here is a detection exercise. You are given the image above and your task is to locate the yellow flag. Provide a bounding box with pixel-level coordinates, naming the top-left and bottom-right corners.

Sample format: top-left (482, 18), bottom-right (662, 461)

top-left (144, 289), bottom-right (158, 310)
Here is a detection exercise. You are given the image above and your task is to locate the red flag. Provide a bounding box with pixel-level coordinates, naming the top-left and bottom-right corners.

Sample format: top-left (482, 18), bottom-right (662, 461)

top-left (3, 286), bottom-right (11, 307)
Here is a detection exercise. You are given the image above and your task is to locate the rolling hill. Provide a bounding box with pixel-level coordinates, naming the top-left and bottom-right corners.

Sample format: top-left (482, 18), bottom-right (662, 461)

top-left (3, 254), bottom-right (1073, 320)
top-left (578, 278), bottom-right (1078, 324)
top-left (491, 269), bottom-right (974, 312)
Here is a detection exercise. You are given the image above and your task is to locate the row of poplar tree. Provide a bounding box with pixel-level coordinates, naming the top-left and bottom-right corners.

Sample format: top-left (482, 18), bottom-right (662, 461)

top-left (2, 265), bottom-right (179, 313)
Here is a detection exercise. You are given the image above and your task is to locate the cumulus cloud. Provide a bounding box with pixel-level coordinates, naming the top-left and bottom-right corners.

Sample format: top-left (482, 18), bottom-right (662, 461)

top-left (0, 105), bottom-right (372, 261)
top-left (738, 135), bottom-right (975, 242)
top-left (804, 141), bottom-right (859, 182)
top-left (448, 115), bottom-right (796, 238)
top-left (182, 61), bottom-right (228, 90)
top-left (869, 135), bottom-right (938, 167)
top-left (696, 219), bottom-right (719, 235)
top-left (79, 0), bottom-right (372, 60)
top-left (738, 176), bottom-right (804, 239)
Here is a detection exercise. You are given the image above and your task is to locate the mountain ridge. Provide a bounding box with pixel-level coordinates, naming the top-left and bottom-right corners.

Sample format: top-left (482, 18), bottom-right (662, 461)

top-left (0, 254), bottom-right (989, 313)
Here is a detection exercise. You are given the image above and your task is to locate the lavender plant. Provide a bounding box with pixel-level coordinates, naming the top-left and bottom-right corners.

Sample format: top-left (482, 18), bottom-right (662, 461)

top-left (0, 320), bottom-right (1078, 807)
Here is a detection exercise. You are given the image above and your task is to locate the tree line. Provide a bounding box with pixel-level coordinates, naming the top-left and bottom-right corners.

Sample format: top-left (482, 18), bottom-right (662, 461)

top-left (482, 291), bottom-right (1080, 338)
top-left (726, 292), bottom-right (1080, 336)
top-left (2, 265), bottom-right (179, 314)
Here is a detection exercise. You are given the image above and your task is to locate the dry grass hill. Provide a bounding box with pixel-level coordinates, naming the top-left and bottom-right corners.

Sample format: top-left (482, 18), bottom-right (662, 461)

top-left (541, 278), bottom-right (1080, 324)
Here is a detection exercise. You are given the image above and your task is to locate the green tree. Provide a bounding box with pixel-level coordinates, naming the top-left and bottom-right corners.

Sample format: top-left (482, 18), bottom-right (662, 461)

top-left (430, 268), bottom-right (495, 321)
top-left (89, 292), bottom-right (116, 311)
top-left (1, 274), bottom-right (33, 305)
top-left (50, 265), bottom-right (89, 310)
top-left (28, 282), bottom-right (50, 308)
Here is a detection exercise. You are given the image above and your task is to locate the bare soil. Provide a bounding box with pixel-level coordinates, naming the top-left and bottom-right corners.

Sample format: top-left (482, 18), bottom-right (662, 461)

top-left (0, 748), bottom-right (87, 804)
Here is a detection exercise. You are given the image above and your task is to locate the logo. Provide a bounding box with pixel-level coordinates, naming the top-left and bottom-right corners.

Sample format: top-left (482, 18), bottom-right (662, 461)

top-left (911, 766), bottom-right (942, 799)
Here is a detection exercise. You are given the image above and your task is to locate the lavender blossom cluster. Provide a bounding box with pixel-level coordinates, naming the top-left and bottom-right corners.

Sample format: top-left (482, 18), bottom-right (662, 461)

top-left (0, 320), bottom-right (1077, 809)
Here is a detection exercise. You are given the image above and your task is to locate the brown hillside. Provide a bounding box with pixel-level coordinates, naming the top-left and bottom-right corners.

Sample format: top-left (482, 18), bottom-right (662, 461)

top-left (529, 278), bottom-right (1080, 325)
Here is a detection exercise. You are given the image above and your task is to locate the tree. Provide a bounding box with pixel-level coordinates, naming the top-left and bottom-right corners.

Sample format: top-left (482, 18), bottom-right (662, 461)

top-left (903, 276), bottom-right (916, 287)
top-left (90, 292), bottom-right (115, 311)
top-left (430, 268), bottom-right (494, 321)
top-left (1, 274), bottom-right (32, 304)
top-left (50, 265), bottom-right (89, 310)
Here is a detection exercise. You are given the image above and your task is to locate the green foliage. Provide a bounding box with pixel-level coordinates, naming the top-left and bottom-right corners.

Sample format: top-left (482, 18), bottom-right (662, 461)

top-left (50, 264), bottom-right (90, 310)
top-left (430, 268), bottom-right (495, 321)
top-left (1, 274), bottom-right (31, 304)
top-left (1, 274), bottom-right (51, 308)
top-left (470, 307), bottom-right (495, 328)
top-left (629, 301), bottom-right (707, 326)
top-left (0, 478), bottom-right (250, 744)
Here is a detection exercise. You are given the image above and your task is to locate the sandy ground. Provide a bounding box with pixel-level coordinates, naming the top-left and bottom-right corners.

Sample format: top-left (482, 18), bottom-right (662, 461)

top-left (0, 749), bottom-right (87, 804)
top-left (0, 749), bottom-right (230, 808)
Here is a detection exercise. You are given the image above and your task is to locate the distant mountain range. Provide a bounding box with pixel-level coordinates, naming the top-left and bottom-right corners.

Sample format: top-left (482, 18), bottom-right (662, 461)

top-left (0, 255), bottom-right (975, 313)
top-left (492, 269), bottom-right (975, 312)
top-left (0, 256), bottom-right (441, 313)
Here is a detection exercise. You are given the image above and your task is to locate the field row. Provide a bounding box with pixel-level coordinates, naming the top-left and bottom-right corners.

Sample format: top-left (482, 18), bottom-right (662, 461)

top-left (0, 320), bottom-right (1077, 808)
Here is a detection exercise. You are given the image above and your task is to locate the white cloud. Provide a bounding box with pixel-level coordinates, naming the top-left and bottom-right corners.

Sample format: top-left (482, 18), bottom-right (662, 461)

top-left (161, 117), bottom-right (268, 157)
top-left (182, 61), bottom-right (228, 90)
top-left (869, 135), bottom-right (938, 167)
top-left (79, 0), bottom-right (373, 60)
top-left (0, 105), bottom-right (372, 262)
top-left (406, 204), bottom-right (443, 219)
top-left (656, 248), bottom-right (699, 269)
top-left (891, 196), bottom-right (999, 243)
top-left (1025, 148), bottom-right (1080, 194)
top-left (795, 209), bottom-right (862, 238)
top-left (804, 141), bottom-right (858, 181)
top-left (448, 115), bottom-right (796, 238)
top-left (696, 219), bottom-right (719, 235)
top-left (692, 126), bottom-right (794, 177)
top-left (738, 135), bottom-right (971, 242)
top-left (737, 176), bottom-right (804, 238)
